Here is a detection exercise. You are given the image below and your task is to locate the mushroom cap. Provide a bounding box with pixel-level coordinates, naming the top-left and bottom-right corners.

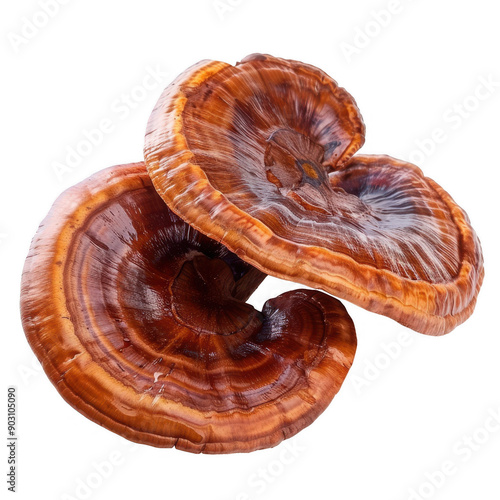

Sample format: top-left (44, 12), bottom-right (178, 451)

top-left (144, 54), bottom-right (484, 335)
top-left (20, 162), bottom-right (357, 453)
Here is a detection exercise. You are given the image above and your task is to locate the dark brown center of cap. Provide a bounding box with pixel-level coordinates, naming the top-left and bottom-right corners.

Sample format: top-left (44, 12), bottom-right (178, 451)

top-left (264, 129), bottom-right (367, 215)
top-left (170, 256), bottom-right (263, 336)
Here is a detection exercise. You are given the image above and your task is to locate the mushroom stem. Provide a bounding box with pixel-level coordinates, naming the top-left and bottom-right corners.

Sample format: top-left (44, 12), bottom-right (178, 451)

top-left (170, 255), bottom-right (265, 336)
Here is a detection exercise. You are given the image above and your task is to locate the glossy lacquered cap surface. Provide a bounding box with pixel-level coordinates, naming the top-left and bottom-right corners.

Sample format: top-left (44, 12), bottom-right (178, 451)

top-left (20, 162), bottom-right (357, 453)
top-left (144, 54), bottom-right (483, 335)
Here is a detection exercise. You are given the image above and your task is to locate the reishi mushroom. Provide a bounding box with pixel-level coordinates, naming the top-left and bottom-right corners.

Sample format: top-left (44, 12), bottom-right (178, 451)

top-left (21, 54), bottom-right (484, 454)
top-left (20, 162), bottom-right (357, 453)
top-left (144, 53), bottom-right (484, 335)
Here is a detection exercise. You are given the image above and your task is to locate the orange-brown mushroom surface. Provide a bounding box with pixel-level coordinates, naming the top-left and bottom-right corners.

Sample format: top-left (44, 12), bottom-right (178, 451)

top-left (144, 53), bottom-right (483, 335)
top-left (20, 162), bottom-right (357, 453)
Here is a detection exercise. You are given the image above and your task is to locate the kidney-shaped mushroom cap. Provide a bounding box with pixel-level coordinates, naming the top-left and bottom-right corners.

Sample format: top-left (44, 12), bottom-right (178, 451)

top-left (20, 162), bottom-right (357, 454)
top-left (144, 54), bottom-right (484, 335)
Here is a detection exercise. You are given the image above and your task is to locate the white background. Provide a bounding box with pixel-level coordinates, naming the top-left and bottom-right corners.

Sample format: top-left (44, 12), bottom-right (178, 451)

top-left (2, 1), bottom-right (499, 499)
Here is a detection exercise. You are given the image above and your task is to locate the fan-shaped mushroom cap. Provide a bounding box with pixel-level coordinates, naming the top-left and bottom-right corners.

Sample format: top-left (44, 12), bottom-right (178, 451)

top-left (144, 54), bottom-right (483, 335)
top-left (20, 162), bottom-right (357, 453)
